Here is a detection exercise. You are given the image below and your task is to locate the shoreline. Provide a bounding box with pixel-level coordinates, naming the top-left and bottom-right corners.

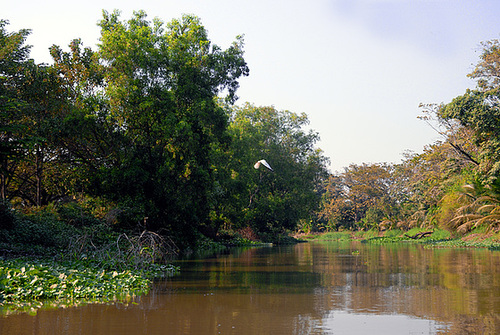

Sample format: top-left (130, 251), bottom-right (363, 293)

top-left (294, 228), bottom-right (500, 250)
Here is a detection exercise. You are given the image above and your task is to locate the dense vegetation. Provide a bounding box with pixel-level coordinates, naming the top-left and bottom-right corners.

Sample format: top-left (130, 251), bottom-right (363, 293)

top-left (2, 9), bottom-right (500, 253)
top-left (1, 11), bottom-right (329, 310)
top-left (0, 10), bottom-right (329, 255)
top-left (2, 9), bottom-right (500, 254)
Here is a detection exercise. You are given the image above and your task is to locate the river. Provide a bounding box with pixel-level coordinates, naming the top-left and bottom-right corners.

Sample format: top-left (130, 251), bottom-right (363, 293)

top-left (1, 241), bottom-right (499, 334)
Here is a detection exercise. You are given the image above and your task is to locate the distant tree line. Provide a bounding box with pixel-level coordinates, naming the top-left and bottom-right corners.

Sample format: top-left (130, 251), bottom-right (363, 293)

top-left (318, 38), bottom-right (500, 235)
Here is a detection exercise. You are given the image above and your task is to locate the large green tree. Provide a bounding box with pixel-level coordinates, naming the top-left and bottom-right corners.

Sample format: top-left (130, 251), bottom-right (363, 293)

top-left (93, 10), bottom-right (248, 244)
top-left (439, 39), bottom-right (500, 187)
top-left (0, 20), bottom-right (31, 201)
top-left (1, 20), bottom-right (72, 206)
top-left (217, 103), bottom-right (329, 238)
top-left (434, 38), bottom-right (500, 232)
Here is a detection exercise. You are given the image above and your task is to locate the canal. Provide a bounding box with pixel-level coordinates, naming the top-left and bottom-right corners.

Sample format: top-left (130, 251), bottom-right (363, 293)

top-left (1, 241), bottom-right (499, 334)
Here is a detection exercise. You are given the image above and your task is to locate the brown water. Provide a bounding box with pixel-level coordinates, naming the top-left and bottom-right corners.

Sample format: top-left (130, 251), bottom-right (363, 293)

top-left (1, 241), bottom-right (499, 334)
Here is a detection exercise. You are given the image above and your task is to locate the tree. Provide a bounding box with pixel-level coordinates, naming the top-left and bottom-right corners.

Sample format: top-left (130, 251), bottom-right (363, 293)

top-left (320, 163), bottom-right (400, 230)
top-left (428, 38), bottom-right (500, 232)
top-left (94, 10), bottom-right (248, 244)
top-left (218, 103), bottom-right (329, 237)
top-left (439, 39), bottom-right (500, 188)
top-left (0, 20), bottom-right (31, 201)
top-left (49, 39), bottom-right (118, 196)
top-left (468, 39), bottom-right (500, 91)
top-left (1, 21), bottom-right (72, 206)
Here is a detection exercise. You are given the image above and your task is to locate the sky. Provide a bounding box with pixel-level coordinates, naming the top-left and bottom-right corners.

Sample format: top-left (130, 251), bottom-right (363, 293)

top-left (4, 0), bottom-right (500, 172)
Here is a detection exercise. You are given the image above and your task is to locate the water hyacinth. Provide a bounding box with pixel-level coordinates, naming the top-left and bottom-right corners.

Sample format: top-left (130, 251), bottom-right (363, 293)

top-left (0, 259), bottom-right (167, 313)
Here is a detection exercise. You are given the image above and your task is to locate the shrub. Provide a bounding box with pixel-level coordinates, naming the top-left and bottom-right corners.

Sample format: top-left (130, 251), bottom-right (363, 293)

top-left (0, 200), bottom-right (15, 230)
top-left (57, 202), bottom-right (101, 228)
top-left (6, 215), bottom-right (77, 252)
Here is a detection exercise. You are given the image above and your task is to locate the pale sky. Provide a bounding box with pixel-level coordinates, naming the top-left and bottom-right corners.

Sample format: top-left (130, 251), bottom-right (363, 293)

top-left (4, 0), bottom-right (500, 172)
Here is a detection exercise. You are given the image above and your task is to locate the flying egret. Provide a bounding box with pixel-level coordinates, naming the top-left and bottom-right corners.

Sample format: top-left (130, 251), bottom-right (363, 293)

top-left (254, 159), bottom-right (273, 171)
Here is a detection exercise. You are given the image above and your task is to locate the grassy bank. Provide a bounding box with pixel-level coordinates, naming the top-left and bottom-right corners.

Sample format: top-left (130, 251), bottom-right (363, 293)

top-left (298, 227), bottom-right (500, 250)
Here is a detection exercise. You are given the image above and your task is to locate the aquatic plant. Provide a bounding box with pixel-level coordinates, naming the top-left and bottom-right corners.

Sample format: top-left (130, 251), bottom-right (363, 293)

top-left (0, 258), bottom-right (175, 314)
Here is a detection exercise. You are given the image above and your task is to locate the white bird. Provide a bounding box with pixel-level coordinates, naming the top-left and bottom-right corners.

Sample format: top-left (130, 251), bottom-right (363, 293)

top-left (254, 159), bottom-right (273, 171)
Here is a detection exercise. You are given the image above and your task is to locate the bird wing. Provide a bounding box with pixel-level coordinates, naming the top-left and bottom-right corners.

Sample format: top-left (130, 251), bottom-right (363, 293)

top-left (259, 159), bottom-right (273, 171)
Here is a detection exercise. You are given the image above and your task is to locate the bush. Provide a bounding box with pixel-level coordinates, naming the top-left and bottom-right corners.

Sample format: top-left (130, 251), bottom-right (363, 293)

top-left (57, 202), bottom-right (101, 228)
top-left (354, 229), bottom-right (379, 239)
top-left (0, 205), bottom-right (79, 255)
top-left (384, 229), bottom-right (403, 238)
top-left (0, 200), bottom-right (15, 230)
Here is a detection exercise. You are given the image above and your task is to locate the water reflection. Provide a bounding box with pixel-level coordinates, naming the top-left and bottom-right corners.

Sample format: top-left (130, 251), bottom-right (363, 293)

top-left (1, 242), bottom-right (499, 334)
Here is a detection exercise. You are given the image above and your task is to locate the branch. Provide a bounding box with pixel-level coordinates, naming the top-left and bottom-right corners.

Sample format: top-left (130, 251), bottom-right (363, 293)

top-left (404, 231), bottom-right (433, 240)
top-left (448, 142), bottom-right (480, 166)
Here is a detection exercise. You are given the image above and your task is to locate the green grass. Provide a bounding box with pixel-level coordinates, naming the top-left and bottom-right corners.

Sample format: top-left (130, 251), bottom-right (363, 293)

top-left (353, 229), bottom-right (379, 239)
top-left (314, 231), bottom-right (352, 241)
top-left (383, 229), bottom-right (404, 238)
top-left (361, 236), bottom-right (405, 244)
top-left (361, 228), bottom-right (454, 245)
top-left (300, 227), bottom-right (494, 249)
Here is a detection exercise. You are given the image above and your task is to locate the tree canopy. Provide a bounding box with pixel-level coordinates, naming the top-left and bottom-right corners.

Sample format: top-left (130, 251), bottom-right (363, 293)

top-left (1, 13), bottom-right (330, 247)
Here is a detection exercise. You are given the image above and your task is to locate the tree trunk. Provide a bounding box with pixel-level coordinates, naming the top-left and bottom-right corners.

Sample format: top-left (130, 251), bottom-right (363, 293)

top-left (35, 145), bottom-right (43, 206)
top-left (1, 169), bottom-right (5, 201)
top-left (405, 231), bottom-right (433, 239)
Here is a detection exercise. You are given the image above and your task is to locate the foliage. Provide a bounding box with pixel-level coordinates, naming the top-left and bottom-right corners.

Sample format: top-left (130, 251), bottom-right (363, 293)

top-left (0, 199), bottom-right (15, 229)
top-left (353, 229), bottom-right (379, 239)
top-left (316, 37), bottom-right (500, 236)
top-left (0, 12), bottom-right (252, 248)
top-left (446, 184), bottom-right (500, 233)
top-left (0, 202), bottom-right (179, 314)
top-left (216, 103), bottom-right (329, 237)
top-left (314, 231), bottom-right (352, 241)
top-left (0, 20), bottom-right (31, 201)
top-left (0, 205), bottom-right (77, 254)
top-left (83, 10), bottom-right (249, 246)
top-left (0, 258), bottom-right (157, 314)
top-left (0, 200), bottom-right (179, 269)
top-left (468, 39), bottom-right (500, 91)
top-left (320, 163), bottom-right (399, 230)
top-left (66, 230), bottom-right (179, 271)
top-left (5, 12), bottom-right (500, 253)
top-left (361, 228), bottom-right (453, 245)
top-left (439, 88), bottom-right (500, 183)
top-left (431, 37), bottom-right (500, 233)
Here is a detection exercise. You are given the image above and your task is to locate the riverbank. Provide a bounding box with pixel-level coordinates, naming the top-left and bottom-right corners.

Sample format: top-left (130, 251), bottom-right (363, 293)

top-left (3, 225), bottom-right (498, 315)
top-left (295, 227), bottom-right (500, 250)
top-left (0, 226), bottom-right (268, 315)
